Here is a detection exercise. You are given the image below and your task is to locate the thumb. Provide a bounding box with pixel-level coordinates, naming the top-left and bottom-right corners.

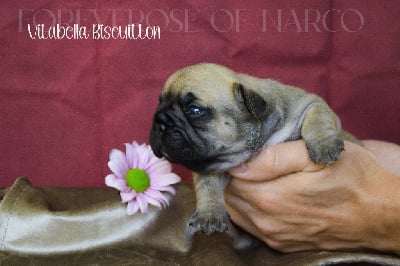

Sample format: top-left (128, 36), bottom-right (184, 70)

top-left (228, 140), bottom-right (322, 181)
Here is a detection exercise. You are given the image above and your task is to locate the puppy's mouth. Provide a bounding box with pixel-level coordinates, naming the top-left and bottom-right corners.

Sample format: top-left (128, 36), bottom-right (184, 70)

top-left (159, 147), bottom-right (247, 173)
top-left (158, 148), bottom-right (176, 162)
top-left (173, 156), bottom-right (226, 173)
top-left (153, 141), bottom-right (222, 173)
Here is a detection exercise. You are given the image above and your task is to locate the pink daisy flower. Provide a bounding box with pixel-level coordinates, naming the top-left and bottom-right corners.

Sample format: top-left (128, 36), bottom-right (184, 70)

top-left (105, 141), bottom-right (181, 215)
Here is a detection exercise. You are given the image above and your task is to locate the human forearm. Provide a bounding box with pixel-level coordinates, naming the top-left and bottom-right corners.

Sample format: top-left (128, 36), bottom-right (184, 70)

top-left (362, 140), bottom-right (400, 176)
top-left (364, 169), bottom-right (400, 255)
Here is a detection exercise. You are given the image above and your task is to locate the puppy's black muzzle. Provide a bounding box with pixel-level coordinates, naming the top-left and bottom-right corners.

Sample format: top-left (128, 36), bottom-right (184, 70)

top-left (154, 110), bottom-right (172, 133)
top-left (150, 111), bottom-right (220, 173)
top-left (151, 109), bottom-right (186, 158)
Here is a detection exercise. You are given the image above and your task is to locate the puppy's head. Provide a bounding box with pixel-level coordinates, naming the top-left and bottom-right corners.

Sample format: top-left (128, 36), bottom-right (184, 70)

top-left (150, 63), bottom-right (273, 173)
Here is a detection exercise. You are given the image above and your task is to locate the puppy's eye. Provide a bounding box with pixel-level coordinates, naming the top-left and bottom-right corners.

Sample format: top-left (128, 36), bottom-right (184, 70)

top-left (185, 105), bottom-right (204, 118)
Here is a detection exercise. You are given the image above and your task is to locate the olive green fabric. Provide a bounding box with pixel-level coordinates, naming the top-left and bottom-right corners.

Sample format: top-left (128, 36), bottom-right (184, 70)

top-left (1, 177), bottom-right (399, 265)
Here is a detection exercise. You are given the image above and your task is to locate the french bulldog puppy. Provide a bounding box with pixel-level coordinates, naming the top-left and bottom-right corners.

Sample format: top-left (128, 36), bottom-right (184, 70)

top-left (150, 63), bottom-right (355, 249)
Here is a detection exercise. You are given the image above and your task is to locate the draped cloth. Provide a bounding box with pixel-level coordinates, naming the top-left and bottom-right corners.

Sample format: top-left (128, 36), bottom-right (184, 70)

top-left (1, 177), bottom-right (399, 265)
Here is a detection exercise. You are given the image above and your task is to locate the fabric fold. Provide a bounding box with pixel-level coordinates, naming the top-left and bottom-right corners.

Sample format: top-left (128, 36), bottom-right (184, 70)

top-left (0, 177), bottom-right (192, 255)
top-left (1, 177), bottom-right (400, 265)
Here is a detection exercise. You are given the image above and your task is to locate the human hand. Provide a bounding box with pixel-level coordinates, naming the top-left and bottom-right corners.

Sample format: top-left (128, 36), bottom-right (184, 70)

top-left (361, 140), bottom-right (400, 175)
top-left (225, 140), bottom-right (400, 254)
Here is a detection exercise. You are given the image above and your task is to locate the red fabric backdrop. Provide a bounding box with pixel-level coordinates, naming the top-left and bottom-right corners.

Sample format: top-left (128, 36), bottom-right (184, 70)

top-left (1, 1), bottom-right (399, 187)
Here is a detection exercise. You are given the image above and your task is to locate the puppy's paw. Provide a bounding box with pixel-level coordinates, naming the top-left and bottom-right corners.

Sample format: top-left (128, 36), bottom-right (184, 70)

top-left (185, 210), bottom-right (230, 240)
top-left (306, 134), bottom-right (344, 164)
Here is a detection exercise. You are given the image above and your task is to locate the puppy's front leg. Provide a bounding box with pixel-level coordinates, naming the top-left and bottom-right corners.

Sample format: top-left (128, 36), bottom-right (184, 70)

top-left (186, 173), bottom-right (230, 240)
top-left (301, 102), bottom-right (345, 164)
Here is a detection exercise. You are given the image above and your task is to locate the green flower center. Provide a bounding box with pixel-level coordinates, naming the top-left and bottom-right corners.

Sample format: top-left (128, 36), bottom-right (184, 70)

top-left (125, 168), bottom-right (150, 192)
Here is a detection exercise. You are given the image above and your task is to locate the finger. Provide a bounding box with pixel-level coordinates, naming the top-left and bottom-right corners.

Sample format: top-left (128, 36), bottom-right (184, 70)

top-left (228, 140), bottom-right (323, 181)
top-left (225, 191), bottom-right (265, 242)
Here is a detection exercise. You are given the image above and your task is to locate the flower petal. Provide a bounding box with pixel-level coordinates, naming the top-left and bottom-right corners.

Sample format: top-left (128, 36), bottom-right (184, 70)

top-left (136, 193), bottom-right (148, 213)
top-left (137, 145), bottom-right (152, 168)
top-left (150, 173), bottom-right (181, 187)
top-left (147, 153), bottom-right (161, 165)
top-left (120, 191), bottom-right (136, 203)
top-left (105, 174), bottom-right (128, 191)
top-left (127, 200), bottom-right (139, 215)
top-left (142, 192), bottom-right (162, 208)
top-left (108, 149), bottom-right (128, 179)
top-left (109, 148), bottom-right (128, 167)
top-left (152, 185), bottom-right (176, 195)
top-left (145, 188), bottom-right (169, 207)
top-left (128, 142), bottom-right (143, 169)
top-left (125, 143), bottom-right (136, 169)
top-left (146, 159), bottom-right (172, 176)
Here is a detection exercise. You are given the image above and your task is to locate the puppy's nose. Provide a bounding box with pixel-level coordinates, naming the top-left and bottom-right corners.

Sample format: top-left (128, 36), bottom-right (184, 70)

top-left (155, 111), bottom-right (173, 133)
top-left (159, 124), bottom-right (166, 133)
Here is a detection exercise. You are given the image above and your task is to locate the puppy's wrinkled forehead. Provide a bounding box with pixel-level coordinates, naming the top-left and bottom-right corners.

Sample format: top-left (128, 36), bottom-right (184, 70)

top-left (161, 63), bottom-right (237, 105)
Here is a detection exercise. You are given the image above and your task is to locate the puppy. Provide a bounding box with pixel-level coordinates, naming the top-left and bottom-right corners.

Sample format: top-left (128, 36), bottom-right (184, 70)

top-left (150, 63), bottom-right (356, 249)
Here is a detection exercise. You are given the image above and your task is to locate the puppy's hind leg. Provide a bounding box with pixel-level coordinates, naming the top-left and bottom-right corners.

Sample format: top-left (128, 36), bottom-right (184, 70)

top-left (301, 102), bottom-right (345, 164)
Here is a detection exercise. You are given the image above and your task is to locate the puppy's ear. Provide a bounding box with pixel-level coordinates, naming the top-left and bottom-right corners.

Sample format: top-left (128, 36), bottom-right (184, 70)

top-left (233, 83), bottom-right (267, 119)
